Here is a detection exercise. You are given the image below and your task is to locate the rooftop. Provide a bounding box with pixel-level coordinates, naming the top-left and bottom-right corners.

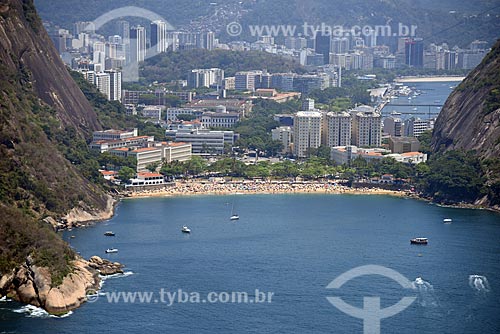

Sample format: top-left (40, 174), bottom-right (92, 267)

top-left (137, 172), bottom-right (163, 178)
top-left (401, 151), bottom-right (424, 157)
top-left (131, 147), bottom-right (162, 153)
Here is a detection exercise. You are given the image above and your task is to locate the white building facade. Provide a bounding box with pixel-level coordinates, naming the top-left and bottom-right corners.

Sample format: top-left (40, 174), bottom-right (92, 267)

top-left (293, 111), bottom-right (322, 158)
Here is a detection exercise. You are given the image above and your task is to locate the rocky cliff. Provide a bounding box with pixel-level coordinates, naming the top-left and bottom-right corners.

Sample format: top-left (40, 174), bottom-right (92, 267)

top-left (0, 256), bottom-right (123, 315)
top-left (0, 0), bottom-right (118, 314)
top-left (430, 40), bottom-right (500, 208)
top-left (432, 40), bottom-right (500, 158)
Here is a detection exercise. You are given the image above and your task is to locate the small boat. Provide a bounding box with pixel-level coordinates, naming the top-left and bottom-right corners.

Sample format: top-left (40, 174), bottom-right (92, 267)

top-left (230, 202), bottom-right (239, 220)
top-left (105, 248), bottom-right (118, 253)
top-left (70, 235), bottom-right (76, 239)
top-left (410, 237), bottom-right (428, 245)
top-left (443, 218), bottom-right (452, 224)
top-left (104, 231), bottom-right (115, 236)
top-left (181, 225), bottom-right (191, 233)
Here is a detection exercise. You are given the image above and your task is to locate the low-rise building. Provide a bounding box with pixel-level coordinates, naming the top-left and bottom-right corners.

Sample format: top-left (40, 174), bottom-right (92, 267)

top-left (201, 109), bottom-right (240, 128)
top-left (141, 105), bottom-right (163, 121)
top-left (158, 142), bottom-right (192, 163)
top-left (165, 108), bottom-right (204, 122)
top-left (127, 172), bottom-right (165, 187)
top-left (185, 99), bottom-right (252, 115)
top-left (330, 146), bottom-right (390, 165)
top-left (173, 128), bottom-right (238, 155)
top-left (128, 147), bottom-right (163, 172)
top-left (254, 89), bottom-right (301, 103)
top-left (93, 128), bottom-right (138, 141)
top-left (90, 135), bottom-right (154, 153)
top-left (388, 136), bottom-right (421, 153)
top-left (385, 152), bottom-right (427, 164)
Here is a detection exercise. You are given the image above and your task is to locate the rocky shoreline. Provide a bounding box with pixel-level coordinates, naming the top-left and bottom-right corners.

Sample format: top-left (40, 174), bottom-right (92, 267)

top-left (43, 195), bottom-right (118, 231)
top-left (0, 194), bottom-right (124, 315)
top-left (0, 256), bottom-right (123, 315)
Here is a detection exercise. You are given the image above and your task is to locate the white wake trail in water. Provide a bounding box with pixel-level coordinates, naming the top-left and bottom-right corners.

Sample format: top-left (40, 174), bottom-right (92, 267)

top-left (468, 275), bottom-right (490, 292)
top-left (412, 277), bottom-right (439, 307)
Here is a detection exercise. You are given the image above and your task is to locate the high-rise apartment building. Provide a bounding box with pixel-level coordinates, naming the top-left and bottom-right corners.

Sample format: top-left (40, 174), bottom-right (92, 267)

top-left (130, 25), bottom-right (146, 63)
top-left (315, 34), bottom-right (331, 65)
top-left (293, 111), bottom-right (322, 158)
top-left (351, 105), bottom-right (381, 147)
top-left (405, 38), bottom-right (424, 68)
top-left (326, 112), bottom-right (352, 147)
top-left (104, 69), bottom-right (122, 101)
top-left (151, 20), bottom-right (169, 55)
top-left (95, 72), bottom-right (111, 100)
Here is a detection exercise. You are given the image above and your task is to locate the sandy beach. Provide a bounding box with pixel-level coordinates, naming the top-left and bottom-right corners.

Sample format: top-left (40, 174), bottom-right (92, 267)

top-left (395, 76), bottom-right (465, 83)
top-left (123, 180), bottom-right (409, 199)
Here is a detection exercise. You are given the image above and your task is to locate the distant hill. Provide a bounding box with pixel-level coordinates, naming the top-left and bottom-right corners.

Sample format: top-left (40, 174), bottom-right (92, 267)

top-left (34, 0), bottom-right (500, 47)
top-left (142, 49), bottom-right (306, 83)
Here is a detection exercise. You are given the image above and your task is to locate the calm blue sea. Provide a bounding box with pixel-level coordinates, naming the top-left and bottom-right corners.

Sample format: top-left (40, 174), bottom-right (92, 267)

top-left (381, 81), bottom-right (459, 120)
top-left (1, 195), bottom-right (499, 334)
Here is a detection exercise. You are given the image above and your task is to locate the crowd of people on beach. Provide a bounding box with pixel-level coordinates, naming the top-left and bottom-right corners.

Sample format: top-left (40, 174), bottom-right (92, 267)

top-left (125, 180), bottom-right (406, 198)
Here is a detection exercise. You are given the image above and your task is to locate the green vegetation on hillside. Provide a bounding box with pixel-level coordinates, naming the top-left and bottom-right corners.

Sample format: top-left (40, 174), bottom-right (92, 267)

top-left (415, 151), bottom-right (487, 203)
top-left (233, 99), bottom-right (299, 155)
top-left (0, 204), bottom-right (73, 286)
top-left (142, 49), bottom-right (305, 84)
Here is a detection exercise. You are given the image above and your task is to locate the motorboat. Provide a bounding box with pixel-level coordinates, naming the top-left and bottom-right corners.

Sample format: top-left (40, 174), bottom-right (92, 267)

top-left (105, 248), bottom-right (118, 253)
top-left (182, 226), bottom-right (191, 233)
top-left (410, 237), bottom-right (428, 245)
top-left (104, 231), bottom-right (115, 236)
top-left (443, 218), bottom-right (452, 224)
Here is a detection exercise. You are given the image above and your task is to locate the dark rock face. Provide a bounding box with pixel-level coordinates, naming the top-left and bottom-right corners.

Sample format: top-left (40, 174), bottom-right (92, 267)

top-left (0, 0), bottom-right (100, 134)
top-left (0, 0), bottom-right (109, 216)
top-left (0, 0), bottom-right (120, 314)
top-left (432, 40), bottom-right (500, 158)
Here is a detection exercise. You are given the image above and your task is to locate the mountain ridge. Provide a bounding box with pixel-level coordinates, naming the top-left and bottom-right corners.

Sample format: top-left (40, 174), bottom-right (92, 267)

top-left (0, 0), bottom-right (116, 312)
